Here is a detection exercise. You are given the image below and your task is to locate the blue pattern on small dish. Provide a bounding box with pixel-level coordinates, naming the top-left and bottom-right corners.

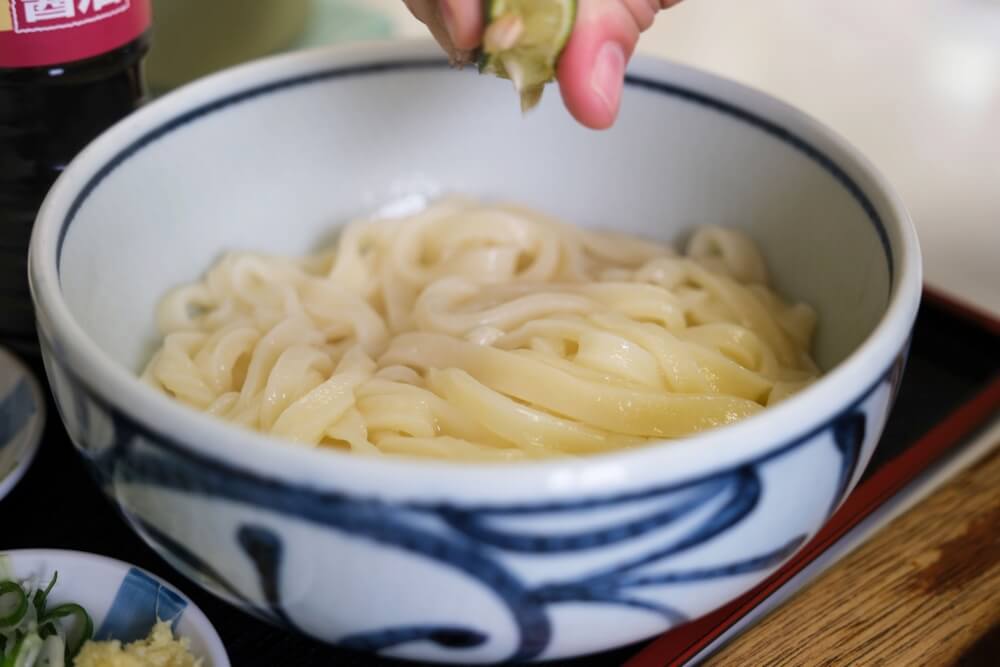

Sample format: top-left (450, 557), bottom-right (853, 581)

top-left (0, 378), bottom-right (35, 449)
top-left (0, 549), bottom-right (230, 666)
top-left (0, 346), bottom-right (45, 501)
top-left (96, 567), bottom-right (189, 642)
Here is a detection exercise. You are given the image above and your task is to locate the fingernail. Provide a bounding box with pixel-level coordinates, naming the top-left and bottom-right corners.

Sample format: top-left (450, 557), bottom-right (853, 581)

top-left (440, 0), bottom-right (459, 45)
top-left (591, 42), bottom-right (626, 119)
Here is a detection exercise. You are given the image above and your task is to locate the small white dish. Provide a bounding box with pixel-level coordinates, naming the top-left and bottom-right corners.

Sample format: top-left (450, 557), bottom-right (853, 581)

top-left (1, 549), bottom-right (230, 667)
top-left (0, 346), bottom-right (45, 502)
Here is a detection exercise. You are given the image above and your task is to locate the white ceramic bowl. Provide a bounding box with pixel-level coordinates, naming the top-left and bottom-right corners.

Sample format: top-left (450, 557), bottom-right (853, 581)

top-left (28, 42), bottom-right (920, 663)
top-left (0, 346), bottom-right (44, 501)
top-left (1, 550), bottom-right (230, 666)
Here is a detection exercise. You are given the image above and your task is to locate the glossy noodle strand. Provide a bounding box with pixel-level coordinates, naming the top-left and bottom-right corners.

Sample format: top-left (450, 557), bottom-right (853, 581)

top-left (142, 198), bottom-right (820, 462)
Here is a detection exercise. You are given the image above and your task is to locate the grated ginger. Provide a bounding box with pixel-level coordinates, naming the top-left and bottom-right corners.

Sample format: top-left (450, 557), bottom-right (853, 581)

top-left (73, 620), bottom-right (202, 667)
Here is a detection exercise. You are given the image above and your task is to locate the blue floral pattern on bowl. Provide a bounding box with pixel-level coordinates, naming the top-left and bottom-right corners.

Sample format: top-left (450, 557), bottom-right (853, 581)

top-left (41, 329), bottom-right (905, 663)
top-left (28, 49), bottom-right (920, 664)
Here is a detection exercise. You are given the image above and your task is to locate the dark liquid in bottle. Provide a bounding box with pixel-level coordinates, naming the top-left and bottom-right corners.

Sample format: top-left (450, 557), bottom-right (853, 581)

top-left (0, 35), bottom-right (148, 355)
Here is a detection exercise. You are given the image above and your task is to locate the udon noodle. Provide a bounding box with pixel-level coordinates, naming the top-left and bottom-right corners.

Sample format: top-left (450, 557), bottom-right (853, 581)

top-left (142, 198), bottom-right (819, 461)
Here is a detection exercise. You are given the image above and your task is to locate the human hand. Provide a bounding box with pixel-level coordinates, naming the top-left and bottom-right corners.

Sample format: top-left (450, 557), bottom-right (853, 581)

top-left (404, 1), bottom-right (683, 129)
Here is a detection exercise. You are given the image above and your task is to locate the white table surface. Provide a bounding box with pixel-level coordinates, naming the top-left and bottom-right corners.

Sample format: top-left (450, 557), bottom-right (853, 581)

top-left (372, 0), bottom-right (1000, 317)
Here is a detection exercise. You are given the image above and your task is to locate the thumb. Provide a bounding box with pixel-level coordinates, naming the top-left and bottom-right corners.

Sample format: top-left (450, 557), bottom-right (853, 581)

top-left (556, 0), bottom-right (663, 130)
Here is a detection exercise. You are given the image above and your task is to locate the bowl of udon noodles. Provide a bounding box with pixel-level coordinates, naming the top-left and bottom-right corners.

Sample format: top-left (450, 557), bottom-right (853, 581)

top-left (29, 41), bottom-right (920, 663)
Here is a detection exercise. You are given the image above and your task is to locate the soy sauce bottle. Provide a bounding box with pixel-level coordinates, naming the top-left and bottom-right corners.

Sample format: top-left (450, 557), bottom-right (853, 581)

top-left (0, 0), bottom-right (152, 354)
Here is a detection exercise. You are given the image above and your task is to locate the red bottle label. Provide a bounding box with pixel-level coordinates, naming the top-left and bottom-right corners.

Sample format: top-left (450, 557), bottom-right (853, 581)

top-left (0, 0), bottom-right (151, 68)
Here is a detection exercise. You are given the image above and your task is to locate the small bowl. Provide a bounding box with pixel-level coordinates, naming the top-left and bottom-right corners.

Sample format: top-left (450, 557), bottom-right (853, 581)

top-left (0, 346), bottom-right (45, 502)
top-left (28, 42), bottom-right (921, 662)
top-left (1, 549), bottom-right (230, 666)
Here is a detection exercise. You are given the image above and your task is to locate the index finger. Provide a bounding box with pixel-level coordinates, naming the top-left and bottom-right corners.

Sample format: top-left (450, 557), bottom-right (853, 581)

top-left (441, 0), bottom-right (484, 51)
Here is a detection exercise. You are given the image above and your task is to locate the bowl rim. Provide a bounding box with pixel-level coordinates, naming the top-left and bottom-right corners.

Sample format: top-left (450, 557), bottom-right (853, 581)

top-left (1, 548), bottom-right (231, 667)
top-left (28, 40), bottom-right (922, 500)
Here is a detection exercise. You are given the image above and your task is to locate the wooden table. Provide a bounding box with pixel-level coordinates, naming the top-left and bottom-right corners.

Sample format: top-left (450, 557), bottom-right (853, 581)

top-left (706, 439), bottom-right (1000, 666)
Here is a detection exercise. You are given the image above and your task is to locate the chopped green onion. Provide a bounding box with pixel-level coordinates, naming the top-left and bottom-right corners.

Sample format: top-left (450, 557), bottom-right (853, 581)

top-left (31, 575), bottom-right (56, 620)
top-left (0, 582), bottom-right (27, 629)
top-left (1, 633), bottom-right (24, 667)
top-left (11, 632), bottom-right (42, 667)
top-left (39, 604), bottom-right (91, 660)
top-left (34, 635), bottom-right (64, 667)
